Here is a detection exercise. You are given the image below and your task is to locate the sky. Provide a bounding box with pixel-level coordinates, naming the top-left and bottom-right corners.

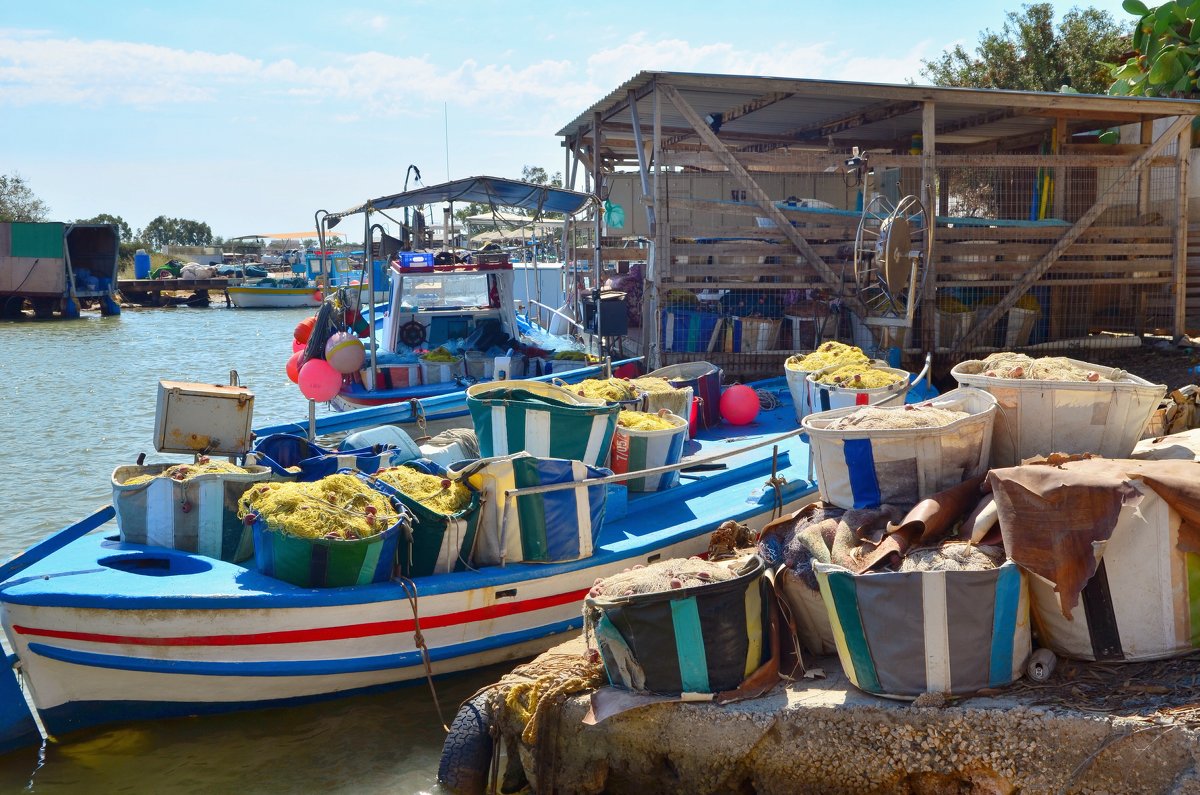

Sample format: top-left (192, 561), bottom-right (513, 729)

top-left (1, 0), bottom-right (1138, 243)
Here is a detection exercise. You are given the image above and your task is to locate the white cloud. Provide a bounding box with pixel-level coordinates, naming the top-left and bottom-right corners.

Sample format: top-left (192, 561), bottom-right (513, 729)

top-left (0, 28), bottom-right (936, 123)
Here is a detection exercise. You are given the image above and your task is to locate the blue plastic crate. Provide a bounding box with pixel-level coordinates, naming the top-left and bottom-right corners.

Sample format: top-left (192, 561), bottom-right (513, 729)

top-left (660, 309), bottom-right (721, 353)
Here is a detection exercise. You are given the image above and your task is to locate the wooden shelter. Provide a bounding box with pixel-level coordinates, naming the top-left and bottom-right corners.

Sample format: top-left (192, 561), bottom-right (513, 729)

top-left (557, 71), bottom-right (1200, 377)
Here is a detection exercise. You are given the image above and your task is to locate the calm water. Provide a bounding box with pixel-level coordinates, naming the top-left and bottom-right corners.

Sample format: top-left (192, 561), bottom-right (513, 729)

top-left (0, 306), bottom-right (499, 793)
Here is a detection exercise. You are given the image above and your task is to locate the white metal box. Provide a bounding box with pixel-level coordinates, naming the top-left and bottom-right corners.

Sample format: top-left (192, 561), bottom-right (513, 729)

top-left (154, 380), bottom-right (255, 456)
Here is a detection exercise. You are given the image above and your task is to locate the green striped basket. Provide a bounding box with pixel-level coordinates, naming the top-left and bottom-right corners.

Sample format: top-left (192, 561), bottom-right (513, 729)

top-left (466, 381), bottom-right (619, 468)
top-left (252, 508), bottom-right (409, 588)
top-left (609, 411), bottom-right (688, 492)
top-left (368, 463), bottom-right (482, 578)
top-left (586, 556), bottom-right (769, 694)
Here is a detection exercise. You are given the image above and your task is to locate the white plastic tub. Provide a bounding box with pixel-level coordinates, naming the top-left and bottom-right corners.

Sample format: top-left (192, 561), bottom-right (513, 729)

top-left (802, 387), bottom-right (998, 510)
top-left (806, 366), bottom-right (911, 414)
top-left (420, 357), bottom-right (465, 384)
top-left (951, 358), bottom-right (1165, 467)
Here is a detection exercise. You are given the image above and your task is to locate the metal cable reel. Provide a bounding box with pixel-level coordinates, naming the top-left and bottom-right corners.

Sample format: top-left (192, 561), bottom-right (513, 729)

top-left (852, 194), bottom-right (930, 348)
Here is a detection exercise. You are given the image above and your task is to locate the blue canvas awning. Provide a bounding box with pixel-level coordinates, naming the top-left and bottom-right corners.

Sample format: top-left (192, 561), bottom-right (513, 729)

top-left (330, 176), bottom-right (596, 222)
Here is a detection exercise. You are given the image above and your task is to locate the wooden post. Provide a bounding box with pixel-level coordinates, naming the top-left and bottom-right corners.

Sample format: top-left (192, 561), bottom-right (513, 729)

top-left (1052, 116), bottom-right (1067, 220)
top-left (659, 83), bottom-right (864, 315)
top-left (1139, 118), bottom-right (1154, 217)
top-left (950, 114), bottom-right (1194, 355)
top-left (592, 111), bottom-right (604, 358)
top-left (1175, 118), bottom-right (1192, 339)
top-left (920, 102), bottom-right (936, 352)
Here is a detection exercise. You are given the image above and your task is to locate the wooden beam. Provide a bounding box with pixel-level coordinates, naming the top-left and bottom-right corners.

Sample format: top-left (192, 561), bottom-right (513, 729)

top-left (935, 108), bottom-right (1017, 136)
top-left (920, 102), bottom-right (936, 350)
top-left (659, 83), bottom-right (863, 313)
top-left (662, 91), bottom-right (793, 147)
top-left (950, 114), bottom-right (1194, 355)
top-left (789, 100), bottom-right (922, 141)
top-left (1175, 120), bottom-right (1192, 339)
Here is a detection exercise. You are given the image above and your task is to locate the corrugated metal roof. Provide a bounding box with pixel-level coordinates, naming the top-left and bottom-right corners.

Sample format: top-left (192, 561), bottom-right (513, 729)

top-left (557, 71), bottom-right (1200, 158)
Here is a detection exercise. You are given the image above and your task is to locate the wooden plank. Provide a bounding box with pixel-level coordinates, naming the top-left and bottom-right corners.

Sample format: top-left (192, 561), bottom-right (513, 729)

top-left (659, 83), bottom-right (863, 313)
top-left (949, 114), bottom-right (1194, 355)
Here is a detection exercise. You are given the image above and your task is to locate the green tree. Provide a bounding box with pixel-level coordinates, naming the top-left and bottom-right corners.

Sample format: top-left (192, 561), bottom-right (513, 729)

top-left (76, 213), bottom-right (133, 242)
top-left (0, 173), bottom-right (49, 222)
top-left (141, 215), bottom-right (214, 250)
top-left (920, 3), bottom-right (1131, 94)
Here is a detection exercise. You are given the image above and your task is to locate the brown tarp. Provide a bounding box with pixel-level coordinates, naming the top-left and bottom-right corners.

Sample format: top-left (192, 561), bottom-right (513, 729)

top-left (987, 457), bottom-right (1200, 618)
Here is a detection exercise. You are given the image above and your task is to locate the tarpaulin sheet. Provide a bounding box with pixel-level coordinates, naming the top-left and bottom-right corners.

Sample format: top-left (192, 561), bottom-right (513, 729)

top-left (988, 457), bottom-right (1200, 618)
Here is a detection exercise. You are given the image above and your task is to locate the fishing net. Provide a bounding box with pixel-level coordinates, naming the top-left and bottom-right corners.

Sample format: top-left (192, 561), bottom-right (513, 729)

top-left (826, 405), bottom-right (969, 431)
top-left (588, 557), bottom-right (736, 598)
top-left (574, 378), bottom-right (637, 402)
top-left (373, 466), bottom-right (471, 515)
top-left (957, 353), bottom-right (1117, 382)
top-left (617, 410), bottom-right (678, 431)
top-left (786, 341), bottom-right (868, 372)
top-left (422, 346), bottom-right (460, 363)
top-left (628, 376), bottom-right (673, 395)
top-left (121, 458), bottom-right (250, 486)
top-left (813, 363), bottom-right (904, 388)
top-left (898, 543), bottom-right (1006, 573)
top-left (238, 473), bottom-right (398, 540)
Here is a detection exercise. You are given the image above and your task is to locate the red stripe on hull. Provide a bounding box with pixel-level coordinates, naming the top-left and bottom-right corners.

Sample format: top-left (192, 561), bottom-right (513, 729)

top-left (14, 587), bottom-right (590, 647)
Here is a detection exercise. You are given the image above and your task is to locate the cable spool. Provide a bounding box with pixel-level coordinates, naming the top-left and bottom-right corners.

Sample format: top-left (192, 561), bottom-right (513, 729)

top-left (399, 320), bottom-right (427, 348)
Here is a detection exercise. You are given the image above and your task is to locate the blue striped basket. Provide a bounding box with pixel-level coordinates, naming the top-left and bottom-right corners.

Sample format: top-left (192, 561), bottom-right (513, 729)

top-left (814, 560), bottom-right (1030, 699)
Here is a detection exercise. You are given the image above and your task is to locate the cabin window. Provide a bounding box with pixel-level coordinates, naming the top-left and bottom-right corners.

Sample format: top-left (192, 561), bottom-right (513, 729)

top-left (397, 272), bottom-right (490, 310)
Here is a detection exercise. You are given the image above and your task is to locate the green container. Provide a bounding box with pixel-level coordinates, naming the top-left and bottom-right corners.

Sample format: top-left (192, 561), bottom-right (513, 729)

top-left (466, 381), bottom-right (619, 468)
top-left (252, 516), bottom-right (405, 588)
top-left (370, 465), bottom-right (483, 578)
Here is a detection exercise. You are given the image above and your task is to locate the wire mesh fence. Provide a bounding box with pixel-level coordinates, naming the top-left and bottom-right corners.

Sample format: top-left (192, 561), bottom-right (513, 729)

top-left (643, 144), bottom-right (1186, 380)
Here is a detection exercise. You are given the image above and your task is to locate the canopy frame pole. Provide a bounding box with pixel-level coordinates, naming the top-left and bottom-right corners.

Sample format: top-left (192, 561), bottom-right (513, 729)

top-left (592, 110), bottom-right (604, 361)
top-left (363, 208), bottom-right (378, 392)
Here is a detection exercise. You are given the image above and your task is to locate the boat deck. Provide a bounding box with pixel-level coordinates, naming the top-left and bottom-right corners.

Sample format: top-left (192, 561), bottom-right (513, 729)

top-left (0, 379), bottom-right (817, 610)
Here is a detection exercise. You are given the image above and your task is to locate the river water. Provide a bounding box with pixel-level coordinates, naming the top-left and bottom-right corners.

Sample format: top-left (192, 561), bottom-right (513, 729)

top-left (0, 306), bottom-right (497, 793)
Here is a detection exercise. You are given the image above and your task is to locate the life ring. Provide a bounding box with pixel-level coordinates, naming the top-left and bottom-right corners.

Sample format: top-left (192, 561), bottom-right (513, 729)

top-left (438, 692), bottom-right (494, 795)
top-left (399, 320), bottom-right (427, 348)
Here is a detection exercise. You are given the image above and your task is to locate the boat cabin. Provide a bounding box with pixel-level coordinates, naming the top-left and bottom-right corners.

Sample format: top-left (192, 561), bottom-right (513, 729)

top-left (382, 257), bottom-right (519, 353)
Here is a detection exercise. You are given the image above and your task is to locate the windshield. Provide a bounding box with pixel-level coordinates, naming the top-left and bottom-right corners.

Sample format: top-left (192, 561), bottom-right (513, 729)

top-left (398, 272), bottom-right (490, 310)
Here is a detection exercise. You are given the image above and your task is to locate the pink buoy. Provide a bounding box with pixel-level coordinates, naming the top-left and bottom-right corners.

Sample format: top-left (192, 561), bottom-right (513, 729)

top-left (312, 290), bottom-right (324, 303)
top-left (292, 339), bottom-right (305, 353)
top-left (286, 351), bottom-right (305, 384)
top-left (325, 331), bottom-right (365, 374)
top-left (298, 358), bottom-right (343, 402)
top-left (719, 384), bottom-right (759, 426)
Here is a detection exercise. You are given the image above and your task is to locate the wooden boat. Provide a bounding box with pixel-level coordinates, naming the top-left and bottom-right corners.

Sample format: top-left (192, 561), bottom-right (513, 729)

top-left (226, 278), bottom-right (324, 309)
top-left (0, 373), bottom-right (846, 753)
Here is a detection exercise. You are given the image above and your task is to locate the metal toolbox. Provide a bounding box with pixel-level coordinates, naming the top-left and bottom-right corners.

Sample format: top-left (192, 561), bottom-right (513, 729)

top-left (154, 380), bottom-right (255, 456)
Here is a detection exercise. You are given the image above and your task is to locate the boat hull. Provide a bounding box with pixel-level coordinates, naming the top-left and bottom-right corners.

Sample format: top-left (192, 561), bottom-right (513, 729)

top-left (226, 286), bottom-right (323, 309)
top-left (1, 497), bottom-right (812, 737)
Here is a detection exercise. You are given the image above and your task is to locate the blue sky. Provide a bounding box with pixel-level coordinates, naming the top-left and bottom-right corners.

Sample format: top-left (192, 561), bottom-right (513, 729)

top-left (2, 1), bottom-right (1135, 241)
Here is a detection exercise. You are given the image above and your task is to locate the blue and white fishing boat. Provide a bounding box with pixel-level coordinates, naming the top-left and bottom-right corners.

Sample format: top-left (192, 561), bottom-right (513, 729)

top-left (321, 176), bottom-right (601, 412)
top-left (0, 367), bottom-right (904, 754)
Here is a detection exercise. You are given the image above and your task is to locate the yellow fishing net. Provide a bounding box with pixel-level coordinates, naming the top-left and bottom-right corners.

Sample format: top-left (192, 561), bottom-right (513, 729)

top-left (123, 459), bottom-right (251, 486)
top-left (814, 364), bottom-right (904, 388)
top-left (554, 350), bottom-right (589, 361)
top-left (374, 466), bottom-right (471, 515)
top-left (786, 341), bottom-right (867, 372)
top-left (574, 378), bottom-right (637, 402)
top-left (618, 410), bottom-right (679, 431)
top-left (628, 376), bottom-right (673, 394)
top-left (422, 346), bottom-right (459, 363)
top-left (238, 473), bottom-right (398, 540)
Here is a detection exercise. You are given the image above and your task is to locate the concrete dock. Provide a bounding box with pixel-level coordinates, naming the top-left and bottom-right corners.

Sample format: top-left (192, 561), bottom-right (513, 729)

top-left (486, 637), bottom-right (1200, 794)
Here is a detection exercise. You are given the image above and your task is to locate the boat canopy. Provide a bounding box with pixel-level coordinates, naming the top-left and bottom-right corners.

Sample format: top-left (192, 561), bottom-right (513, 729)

top-left (328, 176), bottom-right (597, 222)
